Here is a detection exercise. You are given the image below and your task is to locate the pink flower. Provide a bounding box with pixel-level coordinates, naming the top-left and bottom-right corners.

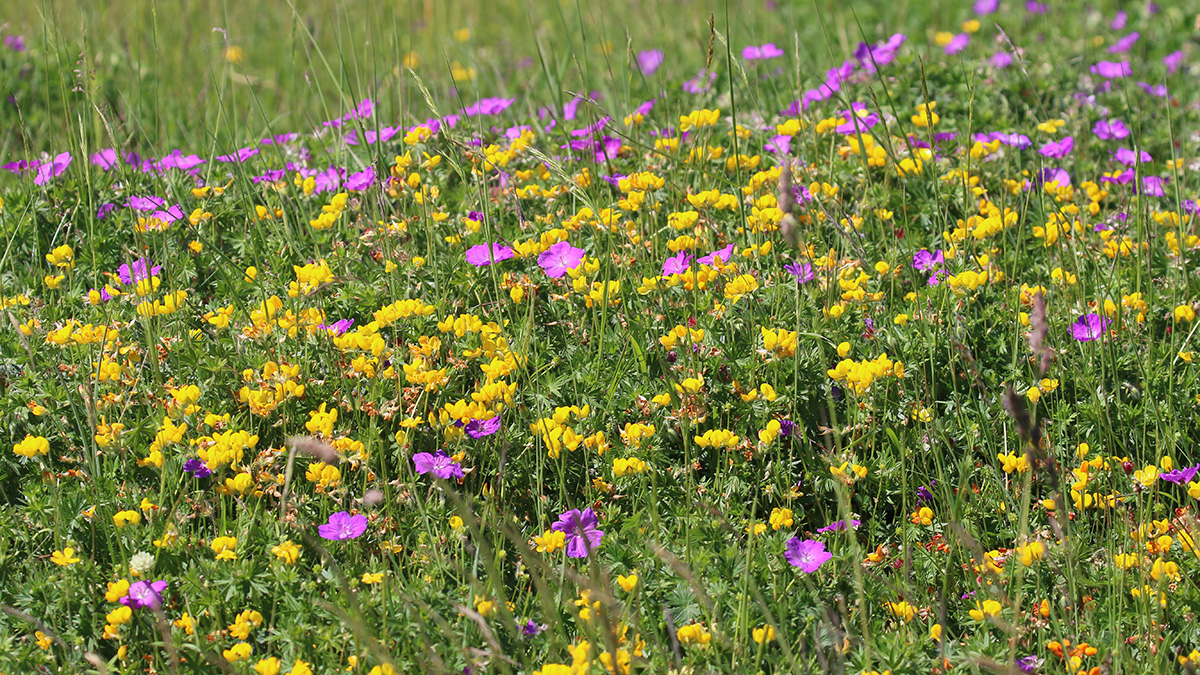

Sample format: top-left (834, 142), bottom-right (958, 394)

top-left (538, 241), bottom-right (585, 278)
top-left (465, 243), bottom-right (514, 267)
top-left (785, 537), bottom-right (832, 572)
top-left (742, 43), bottom-right (784, 61)
top-left (318, 511), bottom-right (368, 541)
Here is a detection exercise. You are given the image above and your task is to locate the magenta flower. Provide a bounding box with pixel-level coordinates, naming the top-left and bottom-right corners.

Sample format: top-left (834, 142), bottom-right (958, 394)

top-left (989, 51), bottom-right (1014, 69)
top-left (1111, 10), bottom-right (1127, 29)
top-left (1093, 118), bottom-right (1129, 141)
top-left (318, 511), bottom-right (369, 541)
top-left (466, 243), bottom-right (515, 268)
top-left (120, 580), bottom-right (167, 609)
top-left (816, 519), bottom-right (860, 534)
top-left (1160, 465), bottom-right (1200, 485)
top-left (1091, 61), bottom-right (1131, 78)
top-left (117, 258), bottom-right (162, 285)
top-left (464, 417), bottom-right (501, 439)
top-left (742, 43), bottom-right (784, 61)
top-left (538, 241), bottom-right (585, 278)
top-left (552, 507), bottom-right (604, 558)
top-left (412, 450), bottom-right (465, 479)
top-left (637, 50), bottom-right (664, 76)
top-left (91, 148), bottom-right (119, 170)
top-left (912, 249), bottom-right (944, 271)
top-left (784, 261), bottom-right (814, 284)
top-left (662, 251), bottom-right (692, 277)
top-left (1070, 313), bottom-right (1110, 342)
top-left (944, 33), bottom-right (970, 55)
top-left (215, 147), bottom-right (259, 163)
top-left (463, 97), bottom-right (515, 117)
top-left (1038, 137), bottom-right (1074, 159)
top-left (344, 167), bottom-right (376, 191)
top-left (698, 244), bottom-right (735, 266)
top-left (34, 152), bottom-right (72, 185)
top-left (784, 537), bottom-right (832, 572)
top-left (974, 0), bottom-right (998, 14)
top-left (1164, 51), bottom-right (1184, 75)
top-left (1108, 32), bottom-right (1139, 54)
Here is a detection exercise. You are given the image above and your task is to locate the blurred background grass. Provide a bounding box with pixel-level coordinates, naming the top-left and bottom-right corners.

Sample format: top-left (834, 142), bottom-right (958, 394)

top-left (0, 0), bottom-right (952, 156)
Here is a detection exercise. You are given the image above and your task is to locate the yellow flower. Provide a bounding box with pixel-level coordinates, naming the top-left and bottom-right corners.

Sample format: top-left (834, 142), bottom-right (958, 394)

top-left (474, 595), bottom-right (495, 617)
top-left (211, 536), bottom-right (238, 560)
top-left (13, 435), bottom-right (50, 458)
top-left (752, 625), bottom-right (775, 644)
top-left (534, 529), bottom-right (566, 554)
top-left (362, 572), bottom-right (385, 584)
top-left (45, 244), bottom-right (75, 269)
top-left (968, 599), bottom-right (1002, 621)
top-left (1175, 304), bottom-right (1196, 323)
top-left (676, 623), bottom-right (712, 646)
top-left (51, 547), bottom-right (81, 566)
top-left (769, 507), bottom-right (794, 530)
top-left (449, 516), bottom-right (464, 529)
top-left (224, 642), bottom-right (252, 662)
top-left (287, 661), bottom-right (313, 675)
top-left (929, 623), bottom-right (943, 642)
top-left (616, 573), bottom-right (638, 592)
top-left (105, 579), bottom-right (130, 602)
top-left (271, 540), bottom-right (300, 564)
top-left (254, 657), bottom-right (282, 675)
top-left (106, 605), bottom-right (133, 626)
top-left (113, 510), bottom-right (141, 528)
top-left (34, 630), bottom-right (52, 650)
top-left (174, 612), bottom-right (195, 635)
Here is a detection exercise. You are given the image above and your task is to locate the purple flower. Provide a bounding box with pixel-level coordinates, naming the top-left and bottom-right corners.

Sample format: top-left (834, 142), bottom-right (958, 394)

top-left (637, 50), bottom-right (664, 76)
top-left (1038, 136), bottom-right (1074, 159)
top-left (4, 34), bottom-right (25, 52)
top-left (262, 133), bottom-right (298, 145)
top-left (816, 519), bottom-right (860, 534)
top-left (974, 0), bottom-right (998, 14)
top-left (184, 458), bottom-right (212, 478)
top-left (463, 97), bottom-right (515, 117)
top-left (324, 98), bottom-right (374, 128)
top-left (412, 450), bottom-right (465, 479)
top-left (1070, 313), bottom-right (1110, 342)
top-left (1140, 176), bottom-right (1166, 197)
top-left (319, 319), bottom-right (355, 336)
top-left (1160, 465), bottom-right (1200, 485)
top-left (989, 51), bottom-right (1014, 69)
top-left (552, 507), bottom-right (604, 558)
top-left (912, 249), bottom-right (944, 271)
top-left (1093, 118), bottom-right (1129, 141)
top-left (1109, 32), bottom-right (1139, 54)
top-left (252, 169), bottom-right (286, 184)
top-left (1025, 1), bottom-right (1047, 13)
top-left (1017, 656), bottom-right (1043, 674)
top-left (215, 147), bottom-right (259, 163)
top-left (345, 126), bottom-right (399, 146)
top-left (318, 511), bottom-right (369, 540)
top-left (683, 69), bottom-right (716, 94)
top-left (120, 580), bottom-right (167, 609)
top-left (538, 241), bottom-right (586, 278)
top-left (520, 619), bottom-right (546, 637)
top-left (698, 244), bottom-right (735, 266)
top-left (916, 482), bottom-right (936, 503)
top-left (344, 167), bottom-right (376, 191)
top-left (944, 33), bottom-right (970, 55)
top-left (662, 251), bottom-right (692, 277)
top-left (1164, 51), bottom-right (1184, 75)
top-left (465, 243), bottom-right (515, 267)
top-left (742, 43), bottom-right (784, 61)
top-left (91, 148), bottom-right (119, 170)
top-left (785, 261), bottom-right (814, 284)
top-left (96, 203), bottom-right (118, 220)
top-left (1110, 11), bottom-right (1127, 30)
top-left (1137, 82), bottom-right (1168, 98)
top-left (464, 417), bottom-right (501, 439)
top-left (1091, 61), bottom-right (1131, 78)
top-left (1113, 147), bottom-right (1152, 166)
top-left (764, 135), bottom-right (791, 155)
top-left (34, 152), bottom-right (72, 185)
top-left (1184, 200), bottom-right (1199, 216)
top-left (784, 537), bottom-right (832, 572)
top-left (117, 258), bottom-right (162, 285)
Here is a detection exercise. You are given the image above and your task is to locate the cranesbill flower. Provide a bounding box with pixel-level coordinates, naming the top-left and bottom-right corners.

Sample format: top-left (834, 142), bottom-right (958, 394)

top-left (944, 33), bottom-right (970, 55)
top-left (974, 0), bottom-right (998, 13)
top-left (1109, 31), bottom-right (1139, 54)
top-left (344, 167), bottom-right (376, 191)
top-left (215, 147), bottom-right (260, 163)
top-left (120, 580), bottom-right (167, 609)
top-left (538, 241), bottom-right (585, 278)
top-left (662, 251), bottom-right (692, 277)
top-left (698, 244), bottom-right (735, 266)
top-left (785, 261), bottom-right (814, 284)
top-left (34, 152), bottom-right (72, 185)
top-left (742, 43), bottom-right (784, 61)
top-left (637, 50), bottom-right (664, 76)
top-left (1165, 51), bottom-right (1184, 75)
top-left (1039, 137), bottom-right (1074, 159)
top-left (319, 319), bottom-right (355, 336)
top-left (318, 511), bottom-right (368, 540)
top-left (683, 70), bottom-right (716, 94)
top-left (1070, 313), bottom-right (1110, 341)
top-left (184, 459), bottom-right (212, 478)
top-left (117, 258), bottom-right (162, 285)
top-left (97, 203), bottom-right (118, 220)
top-left (520, 619), bottom-right (546, 637)
top-left (1160, 465), bottom-right (1200, 484)
top-left (1140, 176), bottom-right (1166, 197)
top-left (91, 149), bottom-right (119, 170)
top-left (784, 537), bottom-right (832, 572)
top-left (127, 195), bottom-right (166, 211)
top-left (464, 417), bottom-right (501, 439)
top-left (552, 507), bottom-right (604, 558)
top-left (412, 450), bottom-right (465, 479)
top-left (1110, 10), bottom-right (1127, 30)
top-left (1113, 147), bottom-right (1151, 166)
top-left (1091, 61), bottom-right (1131, 78)
top-left (817, 519), bottom-right (860, 533)
top-left (465, 243), bottom-right (514, 267)
top-left (912, 249), bottom-right (944, 271)
top-left (1137, 82), bottom-right (1168, 98)
top-left (989, 51), bottom-right (1013, 69)
top-left (463, 97), bottom-right (515, 117)
top-left (1093, 118), bottom-right (1129, 140)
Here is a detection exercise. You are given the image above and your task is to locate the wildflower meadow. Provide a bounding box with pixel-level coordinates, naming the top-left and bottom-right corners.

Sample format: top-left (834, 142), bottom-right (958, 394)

top-left (4, 0), bottom-right (1200, 673)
